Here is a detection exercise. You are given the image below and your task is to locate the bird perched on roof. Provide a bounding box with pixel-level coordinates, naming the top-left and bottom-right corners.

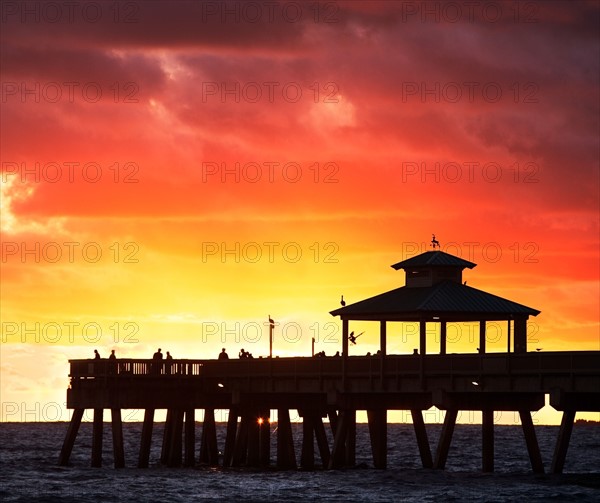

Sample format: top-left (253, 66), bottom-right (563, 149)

top-left (431, 234), bottom-right (440, 249)
top-left (340, 295), bottom-right (346, 307)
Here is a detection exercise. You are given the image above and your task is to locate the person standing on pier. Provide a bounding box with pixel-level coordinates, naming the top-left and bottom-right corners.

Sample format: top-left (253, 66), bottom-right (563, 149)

top-left (108, 350), bottom-right (117, 374)
top-left (94, 349), bottom-right (100, 359)
top-left (152, 348), bottom-right (163, 374)
top-left (219, 348), bottom-right (229, 360)
top-left (165, 351), bottom-right (173, 374)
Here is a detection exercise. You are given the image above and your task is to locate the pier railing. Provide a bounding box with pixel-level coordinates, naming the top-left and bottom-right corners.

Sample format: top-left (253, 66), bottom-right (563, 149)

top-left (68, 351), bottom-right (600, 394)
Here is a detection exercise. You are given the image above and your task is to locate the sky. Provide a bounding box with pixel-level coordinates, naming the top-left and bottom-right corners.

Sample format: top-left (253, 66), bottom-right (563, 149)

top-left (1, 0), bottom-right (598, 425)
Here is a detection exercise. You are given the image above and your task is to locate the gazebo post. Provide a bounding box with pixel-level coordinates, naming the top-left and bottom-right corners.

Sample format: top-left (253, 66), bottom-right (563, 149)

top-left (379, 321), bottom-right (386, 356)
top-left (507, 318), bottom-right (512, 353)
top-left (342, 319), bottom-right (349, 389)
top-left (380, 321), bottom-right (387, 389)
top-left (440, 321), bottom-right (447, 355)
top-left (514, 316), bottom-right (528, 353)
top-left (419, 319), bottom-right (426, 355)
top-left (479, 321), bottom-right (486, 354)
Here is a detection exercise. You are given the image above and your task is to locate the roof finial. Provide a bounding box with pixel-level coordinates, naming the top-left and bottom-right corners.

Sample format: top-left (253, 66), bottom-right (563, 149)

top-left (431, 234), bottom-right (440, 250)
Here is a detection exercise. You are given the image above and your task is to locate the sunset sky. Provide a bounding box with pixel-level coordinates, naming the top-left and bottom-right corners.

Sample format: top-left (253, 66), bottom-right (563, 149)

top-left (1, 1), bottom-right (598, 424)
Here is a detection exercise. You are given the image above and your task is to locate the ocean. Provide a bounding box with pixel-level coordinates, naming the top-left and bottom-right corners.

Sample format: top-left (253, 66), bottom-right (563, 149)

top-left (1, 422), bottom-right (599, 502)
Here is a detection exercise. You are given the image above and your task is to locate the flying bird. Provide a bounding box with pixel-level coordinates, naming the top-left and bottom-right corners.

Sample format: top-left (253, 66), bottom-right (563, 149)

top-left (340, 295), bottom-right (346, 307)
top-left (348, 331), bottom-right (364, 345)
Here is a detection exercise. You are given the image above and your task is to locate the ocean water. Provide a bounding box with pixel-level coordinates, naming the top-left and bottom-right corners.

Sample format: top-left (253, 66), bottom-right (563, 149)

top-left (1, 422), bottom-right (599, 502)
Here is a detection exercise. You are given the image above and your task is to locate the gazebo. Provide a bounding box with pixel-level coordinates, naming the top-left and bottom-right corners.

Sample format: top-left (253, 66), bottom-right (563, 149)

top-left (330, 249), bottom-right (540, 358)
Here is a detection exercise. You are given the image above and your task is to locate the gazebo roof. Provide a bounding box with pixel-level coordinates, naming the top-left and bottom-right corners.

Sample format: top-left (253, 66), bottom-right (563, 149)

top-left (330, 280), bottom-right (540, 321)
top-left (391, 250), bottom-right (476, 270)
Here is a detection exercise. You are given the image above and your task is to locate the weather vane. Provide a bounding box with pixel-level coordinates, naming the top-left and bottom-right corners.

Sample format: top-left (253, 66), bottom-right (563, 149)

top-left (431, 234), bottom-right (440, 249)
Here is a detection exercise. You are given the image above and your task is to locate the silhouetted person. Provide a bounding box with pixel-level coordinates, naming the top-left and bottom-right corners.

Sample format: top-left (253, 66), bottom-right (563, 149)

top-left (165, 351), bottom-right (173, 374)
top-left (108, 350), bottom-right (116, 374)
top-left (219, 348), bottom-right (229, 360)
top-left (334, 351), bottom-right (340, 357)
top-left (94, 349), bottom-right (100, 359)
top-left (413, 348), bottom-right (419, 355)
top-left (239, 348), bottom-right (246, 359)
top-left (152, 348), bottom-right (163, 374)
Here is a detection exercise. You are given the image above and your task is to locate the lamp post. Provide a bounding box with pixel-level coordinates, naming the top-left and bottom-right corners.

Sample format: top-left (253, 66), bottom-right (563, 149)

top-left (268, 315), bottom-right (275, 358)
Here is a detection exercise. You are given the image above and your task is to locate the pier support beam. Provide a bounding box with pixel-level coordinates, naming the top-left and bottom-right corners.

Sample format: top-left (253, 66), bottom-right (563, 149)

top-left (411, 409), bottom-right (432, 468)
top-left (199, 408), bottom-right (219, 466)
top-left (551, 410), bottom-right (576, 474)
top-left (259, 409), bottom-right (271, 468)
top-left (246, 411), bottom-right (260, 467)
top-left (329, 410), bottom-right (348, 469)
top-left (223, 408), bottom-right (238, 467)
top-left (111, 408), bottom-right (125, 468)
top-left (184, 409), bottom-right (195, 467)
top-left (482, 410), bottom-right (494, 472)
top-left (91, 408), bottom-right (104, 468)
top-left (232, 412), bottom-right (249, 467)
top-left (519, 410), bottom-right (544, 473)
top-left (277, 409), bottom-right (296, 469)
top-left (345, 409), bottom-right (356, 467)
top-left (161, 409), bottom-right (173, 465)
top-left (367, 409), bottom-right (387, 469)
top-left (434, 408), bottom-right (457, 469)
top-left (300, 413), bottom-right (315, 470)
top-left (314, 416), bottom-right (330, 468)
top-left (58, 408), bottom-right (84, 466)
top-left (138, 408), bottom-right (155, 468)
top-left (167, 409), bottom-right (184, 467)
top-left (329, 409), bottom-right (355, 469)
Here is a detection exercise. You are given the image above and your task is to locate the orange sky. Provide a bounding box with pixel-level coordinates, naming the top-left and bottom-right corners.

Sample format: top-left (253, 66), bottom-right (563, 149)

top-left (1, 1), bottom-right (598, 424)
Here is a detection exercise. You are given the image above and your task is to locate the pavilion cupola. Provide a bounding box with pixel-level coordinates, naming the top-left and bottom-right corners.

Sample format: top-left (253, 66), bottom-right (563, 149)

top-left (391, 250), bottom-right (476, 288)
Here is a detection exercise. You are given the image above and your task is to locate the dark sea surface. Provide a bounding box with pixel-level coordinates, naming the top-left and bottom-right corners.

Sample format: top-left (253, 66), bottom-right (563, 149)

top-left (1, 422), bottom-right (599, 502)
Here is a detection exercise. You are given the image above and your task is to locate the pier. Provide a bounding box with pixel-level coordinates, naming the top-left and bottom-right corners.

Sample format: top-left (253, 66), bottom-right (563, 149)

top-left (59, 249), bottom-right (600, 473)
top-left (59, 352), bottom-right (600, 473)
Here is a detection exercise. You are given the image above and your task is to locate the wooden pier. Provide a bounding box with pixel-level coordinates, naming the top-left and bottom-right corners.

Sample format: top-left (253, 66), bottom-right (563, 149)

top-left (58, 249), bottom-right (600, 473)
top-left (59, 351), bottom-right (600, 473)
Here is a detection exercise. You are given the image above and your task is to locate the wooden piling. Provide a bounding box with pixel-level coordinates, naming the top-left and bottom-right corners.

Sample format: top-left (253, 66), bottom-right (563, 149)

top-left (300, 413), bottom-right (315, 469)
top-left (168, 409), bottom-right (184, 467)
top-left (161, 409), bottom-right (173, 465)
top-left (259, 409), bottom-right (270, 467)
top-left (367, 409), bottom-right (387, 469)
top-left (246, 411), bottom-right (260, 467)
top-left (58, 408), bottom-right (84, 466)
top-left (329, 410), bottom-right (348, 469)
top-left (200, 408), bottom-right (219, 466)
top-left (276, 408), bottom-right (296, 469)
top-left (345, 409), bottom-right (356, 467)
top-left (184, 409), bottom-right (195, 467)
top-left (411, 409), bottom-right (432, 468)
top-left (433, 408), bottom-right (457, 469)
top-left (223, 408), bottom-right (238, 467)
top-left (91, 408), bottom-right (103, 468)
top-left (551, 409), bottom-right (576, 474)
top-left (482, 409), bottom-right (494, 472)
top-left (111, 408), bottom-right (125, 468)
top-left (232, 412), bottom-right (249, 467)
top-left (138, 408), bottom-right (155, 468)
top-left (519, 410), bottom-right (544, 473)
top-left (314, 415), bottom-right (331, 468)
